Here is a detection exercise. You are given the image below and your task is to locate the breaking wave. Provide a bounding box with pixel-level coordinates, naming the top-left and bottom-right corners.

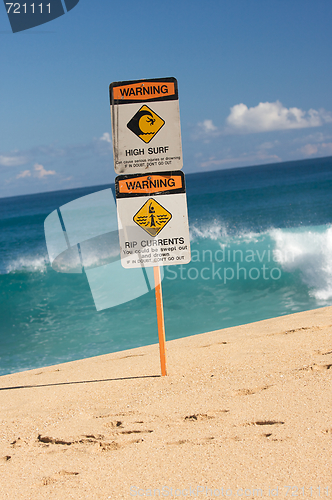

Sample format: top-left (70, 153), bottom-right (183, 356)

top-left (190, 220), bottom-right (332, 303)
top-left (271, 225), bottom-right (332, 301)
top-left (4, 255), bottom-right (49, 274)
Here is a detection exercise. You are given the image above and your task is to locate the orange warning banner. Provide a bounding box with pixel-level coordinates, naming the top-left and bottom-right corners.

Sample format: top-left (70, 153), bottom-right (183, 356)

top-left (113, 81), bottom-right (175, 101)
top-left (118, 174), bottom-right (183, 195)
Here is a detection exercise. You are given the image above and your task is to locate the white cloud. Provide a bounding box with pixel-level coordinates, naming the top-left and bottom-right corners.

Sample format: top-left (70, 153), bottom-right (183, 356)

top-left (16, 170), bottom-right (31, 179)
top-left (291, 131), bottom-right (332, 145)
top-left (200, 152), bottom-right (281, 169)
top-left (99, 132), bottom-right (112, 143)
top-left (191, 119), bottom-right (220, 141)
top-left (226, 101), bottom-right (332, 134)
top-left (300, 142), bottom-right (332, 157)
top-left (0, 136), bottom-right (116, 197)
top-left (198, 119), bottom-right (218, 133)
top-left (34, 163), bottom-right (56, 179)
top-left (258, 141), bottom-right (278, 150)
top-left (322, 143), bottom-right (332, 153)
top-left (0, 155), bottom-right (27, 167)
top-left (301, 144), bottom-right (318, 156)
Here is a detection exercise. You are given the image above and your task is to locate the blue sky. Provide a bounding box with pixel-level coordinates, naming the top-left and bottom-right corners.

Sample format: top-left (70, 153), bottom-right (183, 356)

top-left (1, 0), bottom-right (332, 197)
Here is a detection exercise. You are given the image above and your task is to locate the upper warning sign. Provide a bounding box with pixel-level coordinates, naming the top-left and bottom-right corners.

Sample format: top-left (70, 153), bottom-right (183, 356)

top-left (110, 77), bottom-right (183, 174)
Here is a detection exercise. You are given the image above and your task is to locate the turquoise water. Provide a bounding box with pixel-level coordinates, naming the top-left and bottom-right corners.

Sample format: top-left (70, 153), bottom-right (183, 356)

top-left (1, 156), bottom-right (332, 375)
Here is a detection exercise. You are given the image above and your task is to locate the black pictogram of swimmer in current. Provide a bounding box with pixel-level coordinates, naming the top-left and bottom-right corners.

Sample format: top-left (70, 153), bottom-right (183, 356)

top-left (147, 202), bottom-right (160, 227)
top-left (133, 198), bottom-right (172, 236)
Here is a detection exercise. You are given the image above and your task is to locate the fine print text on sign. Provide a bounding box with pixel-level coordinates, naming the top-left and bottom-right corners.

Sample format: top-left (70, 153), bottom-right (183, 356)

top-left (110, 77), bottom-right (183, 174)
top-left (116, 172), bottom-right (191, 269)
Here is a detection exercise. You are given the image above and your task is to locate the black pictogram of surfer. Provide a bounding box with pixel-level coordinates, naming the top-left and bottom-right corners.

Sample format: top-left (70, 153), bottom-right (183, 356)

top-left (127, 109), bottom-right (155, 137)
top-left (127, 105), bottom-right (165, 143)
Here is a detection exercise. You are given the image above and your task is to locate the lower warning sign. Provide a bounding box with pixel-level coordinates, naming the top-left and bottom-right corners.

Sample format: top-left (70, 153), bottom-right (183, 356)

top-left (116, 172), bottom-right (191, 269)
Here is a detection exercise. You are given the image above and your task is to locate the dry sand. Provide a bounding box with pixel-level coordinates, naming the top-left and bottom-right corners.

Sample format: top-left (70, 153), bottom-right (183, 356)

top-left (0, 307), bottom-right (331, 499)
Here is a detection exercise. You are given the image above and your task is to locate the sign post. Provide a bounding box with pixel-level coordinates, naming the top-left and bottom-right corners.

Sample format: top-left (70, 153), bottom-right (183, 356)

top-left (110, 77), bottom-right (190, 376)
top-left (153, 266), bottom-right (167, 376)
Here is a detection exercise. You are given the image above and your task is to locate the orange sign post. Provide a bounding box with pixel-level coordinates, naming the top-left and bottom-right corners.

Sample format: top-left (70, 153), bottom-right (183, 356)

top-left (153, 266), bottom-right (167, 376)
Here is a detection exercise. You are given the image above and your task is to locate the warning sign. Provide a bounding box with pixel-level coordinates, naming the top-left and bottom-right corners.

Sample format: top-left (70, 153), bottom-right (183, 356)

top-left (115, 171), bottom-right (190, 269)
top-left (127, 105), bottom-right (165, 144)
top-left (110, 77), bottom-right (183, 174)
top-left (133, 198), bottom-right (172, 236)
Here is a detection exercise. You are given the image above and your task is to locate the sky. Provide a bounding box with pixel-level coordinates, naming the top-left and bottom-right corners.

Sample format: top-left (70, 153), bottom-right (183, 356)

top-left (1, 0), bottom-right (332, 198)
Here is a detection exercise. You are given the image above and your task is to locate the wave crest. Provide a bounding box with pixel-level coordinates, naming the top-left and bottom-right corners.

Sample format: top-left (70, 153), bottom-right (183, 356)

top-left (4, 255), bottom-right (49, 274)
top-left (190, 221), bottom-right (228, 241)
top-left (271, 225), bottom-right (332, 301)
top-left (189, 220), bottom-right (262, 244)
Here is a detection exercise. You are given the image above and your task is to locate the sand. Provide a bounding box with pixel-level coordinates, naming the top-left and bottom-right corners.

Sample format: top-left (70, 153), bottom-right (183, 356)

top-left (0, 306), bottom-right (331, 499)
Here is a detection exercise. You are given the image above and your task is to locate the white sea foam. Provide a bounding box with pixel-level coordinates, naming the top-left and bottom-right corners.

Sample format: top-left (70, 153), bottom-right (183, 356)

top-left (190, 221), bottom-right (229, 241)
top-left (189, 220), bottom-right (332, 303)
top-left (5, 255), bottom-right (49, 274)
top-left (189, 220), bottom-right (262, 244)
top-left (270, 225), bottom-right (332, 301)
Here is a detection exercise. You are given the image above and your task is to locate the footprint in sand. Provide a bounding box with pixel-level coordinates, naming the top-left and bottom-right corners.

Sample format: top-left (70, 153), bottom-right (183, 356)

top-left (199, 342), bottom-right (227, 348)
top-left (104, 420), bottom-right (123, 428)
top-left (184, 413), bottom-right (215, 421)
top-left (119, 429), bottom-right (153, 435)
top-left (167, 439), bottom-right (190, 445)
top-left (40, 470), bottom-right (79, 487)
top-left (37, 434), bottom-right (121, 451)
top-left (235, 385), bottom-right (271, 396)
top-left (118, 354), bottom-right (145, 359)
top-left (244, 420), bottom-right (285, 426)
top-left (300, 364), bottom-right (332, 372)
top-left (37, 435), bottom-right (73, 445)
top-left (311, 364), bottom-right (332, 371)
top-left (10, 438), bottom-right (28, 448)
top-left (315, 349), bottom-right (332, 355)
top-left (99, 442), bottom-right (121, 451)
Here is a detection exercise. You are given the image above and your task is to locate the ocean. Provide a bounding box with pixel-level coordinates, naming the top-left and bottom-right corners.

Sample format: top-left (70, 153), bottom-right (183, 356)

top-left (1, 156), bottom-right (332, 376)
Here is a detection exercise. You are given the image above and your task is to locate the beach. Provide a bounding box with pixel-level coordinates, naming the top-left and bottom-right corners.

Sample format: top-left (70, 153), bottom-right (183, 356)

top-left (0, 306), bottom-right (331, 499)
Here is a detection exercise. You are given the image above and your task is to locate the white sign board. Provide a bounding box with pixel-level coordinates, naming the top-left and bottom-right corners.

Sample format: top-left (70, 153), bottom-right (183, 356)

top-left (116, 172), bottom-right (191, 268)
top-left (110, 77), bottom-right (183, 174)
